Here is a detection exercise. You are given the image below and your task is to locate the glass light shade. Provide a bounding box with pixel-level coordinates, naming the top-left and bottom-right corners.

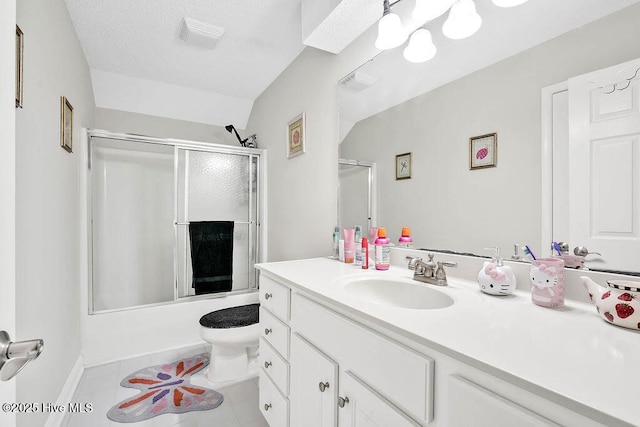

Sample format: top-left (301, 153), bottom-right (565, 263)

top-left (412, 0), bottom-right (456, 23)
top-left (492, 0), bottom-right (528, 7)
top-left (403, 29), bottom-right (437, 63)
top-left (375, 12), bottom-right (408, 50)
top-left (442, 0), bottom-right (482, 40)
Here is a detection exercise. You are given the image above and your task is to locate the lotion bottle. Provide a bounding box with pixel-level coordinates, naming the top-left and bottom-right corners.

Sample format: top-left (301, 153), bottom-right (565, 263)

top-left (354, 225), bottom-right (363, 266)
top-left (477, 247), bottom-right (516, 296)
top-left (343, 227), bottom-right (355, 264)
top-left (375, 227), bottom-right (390, 270)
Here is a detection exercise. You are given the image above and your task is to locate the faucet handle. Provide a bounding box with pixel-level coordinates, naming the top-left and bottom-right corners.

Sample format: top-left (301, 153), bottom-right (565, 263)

top-left (435, 261), bottom-right (457, 280)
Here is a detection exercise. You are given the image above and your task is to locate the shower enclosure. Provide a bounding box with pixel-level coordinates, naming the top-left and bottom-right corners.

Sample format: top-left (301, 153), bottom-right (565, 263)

top-left (88, 130), bottom-right (263, 313)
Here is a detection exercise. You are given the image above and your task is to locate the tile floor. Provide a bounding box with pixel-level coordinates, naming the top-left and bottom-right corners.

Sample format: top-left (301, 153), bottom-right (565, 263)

top-left (63, 344), bottom-right (268, 427)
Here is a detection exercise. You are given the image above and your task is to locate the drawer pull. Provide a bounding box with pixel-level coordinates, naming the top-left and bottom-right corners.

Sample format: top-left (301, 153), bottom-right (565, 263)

top-left (264, 361), bottom-right (272, 369)
top-left (264, 328), bottom-right (272, 335)
top-left (338, 396), bottom-right (350, 408)
top-left (264, 403), bottom-right (272, 411)
top-left (265, 292), bottom-right (273, 300)
top-left (319, 381), bottom-right (330, 392)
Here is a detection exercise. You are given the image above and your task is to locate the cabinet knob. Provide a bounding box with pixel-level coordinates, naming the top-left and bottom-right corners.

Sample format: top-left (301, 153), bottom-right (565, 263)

top-left (318, 381), bottom-right (330, 392)
top-left (264, 361), bottom-right (272, 369)
top-left (264, 403), bottom-right (272, 411)
top-left (265, 292), bottom-right (273, 300)
top-left (338, 396), bottom-right (350, 408)
top-left (264, 328), bottom-right (272, 335)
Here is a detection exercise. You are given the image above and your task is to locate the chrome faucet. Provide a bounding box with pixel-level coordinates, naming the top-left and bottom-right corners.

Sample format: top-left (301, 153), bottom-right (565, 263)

top-left (405, 255), bottom-right (422, 270)
top-left (409, 254), bottom-right (457, 286)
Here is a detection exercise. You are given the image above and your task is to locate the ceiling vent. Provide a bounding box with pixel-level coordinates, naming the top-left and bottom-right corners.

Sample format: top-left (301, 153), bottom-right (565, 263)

top-left (179, 17), bottom-right (225, 49)
top-left (339, 71), bottom-right (377, 92)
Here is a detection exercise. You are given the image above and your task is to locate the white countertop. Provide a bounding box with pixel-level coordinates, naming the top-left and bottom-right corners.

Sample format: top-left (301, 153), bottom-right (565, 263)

top-left (256, 257), bottom-right (640, 427)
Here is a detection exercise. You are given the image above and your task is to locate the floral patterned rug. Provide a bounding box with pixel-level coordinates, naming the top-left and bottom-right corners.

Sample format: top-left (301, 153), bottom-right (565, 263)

top-left (107, 353), bottom-right (223, 423)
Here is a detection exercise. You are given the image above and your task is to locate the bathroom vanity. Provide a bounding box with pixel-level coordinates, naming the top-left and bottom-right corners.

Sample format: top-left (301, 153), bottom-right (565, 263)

top-left (256, 255), bottom-right (639, 427)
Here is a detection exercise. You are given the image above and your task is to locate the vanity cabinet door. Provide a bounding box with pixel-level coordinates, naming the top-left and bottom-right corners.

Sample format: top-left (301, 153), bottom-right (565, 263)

top-left (290, 333), bottom-right (339, 427)
top-left (447, 375), bottom-right (560, 427)
top-left (338, 371), bottom-right (420, 427)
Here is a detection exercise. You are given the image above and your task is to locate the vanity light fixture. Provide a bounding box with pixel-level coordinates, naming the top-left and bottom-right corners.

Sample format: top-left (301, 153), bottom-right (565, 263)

top-left (403, 28), bottom-right (437, 63)
top-left (442, 0), bottom-right (482, 40)
top-left (492, 0), bottom-right (529, 7)
top-left (375, 0), bottom-right (408, 50)
top-left (377, 0), bottom-right (527, 64)
top-left (412, 0), bottom-right (456, 23)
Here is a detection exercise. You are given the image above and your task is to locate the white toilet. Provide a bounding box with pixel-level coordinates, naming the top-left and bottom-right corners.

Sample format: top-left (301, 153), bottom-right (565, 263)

top-left (198, 303), bottom-right (260, 384)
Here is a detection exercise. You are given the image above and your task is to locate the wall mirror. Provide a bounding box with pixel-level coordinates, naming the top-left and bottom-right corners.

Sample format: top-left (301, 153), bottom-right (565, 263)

top-left (338, 1), bottom-right (640, 274)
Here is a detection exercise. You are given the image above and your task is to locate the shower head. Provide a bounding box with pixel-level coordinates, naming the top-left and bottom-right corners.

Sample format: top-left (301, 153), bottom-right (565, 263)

top-left (225, 124), bottom-right (248, 147)
top-left (225, 124), bottom-right (257, 148)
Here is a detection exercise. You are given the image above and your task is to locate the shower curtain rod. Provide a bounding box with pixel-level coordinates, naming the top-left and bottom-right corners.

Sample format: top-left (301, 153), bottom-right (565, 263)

top-left (174, 221), bottom-right (254, 225)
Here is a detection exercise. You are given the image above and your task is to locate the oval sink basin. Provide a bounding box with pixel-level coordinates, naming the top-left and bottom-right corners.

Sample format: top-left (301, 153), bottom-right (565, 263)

top-left (343, 277), bottom-right (454, 310)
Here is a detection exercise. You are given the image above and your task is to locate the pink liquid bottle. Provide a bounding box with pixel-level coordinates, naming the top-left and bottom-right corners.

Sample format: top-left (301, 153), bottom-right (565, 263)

top-left (398, 227), bottom-right (413, 248)
top-left (375, 227), bottom-right (390, 270)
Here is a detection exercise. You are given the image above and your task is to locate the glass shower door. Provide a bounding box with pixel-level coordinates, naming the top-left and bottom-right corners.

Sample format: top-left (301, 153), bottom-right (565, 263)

top-left (91, 138), bottom-right (175, 312)
top-left (176, 149), bottom-right (257, 298)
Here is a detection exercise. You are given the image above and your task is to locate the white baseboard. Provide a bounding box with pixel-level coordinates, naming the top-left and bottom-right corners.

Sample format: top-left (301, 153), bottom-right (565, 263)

top-left (44, 355), bottom-right (84, 427)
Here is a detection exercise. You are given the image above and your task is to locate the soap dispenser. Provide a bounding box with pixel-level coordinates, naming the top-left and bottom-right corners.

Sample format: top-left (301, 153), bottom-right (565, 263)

top-left (477, 247), bottom-right (516, 296)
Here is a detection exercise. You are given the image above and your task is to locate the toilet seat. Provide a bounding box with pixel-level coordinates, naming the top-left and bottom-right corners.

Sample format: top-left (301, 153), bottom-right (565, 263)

top-left (200, 303), bottom-right (259, 329)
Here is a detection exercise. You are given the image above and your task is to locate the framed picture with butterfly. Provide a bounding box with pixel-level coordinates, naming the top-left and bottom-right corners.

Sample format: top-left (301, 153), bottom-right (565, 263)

top-left (395, 152), bottom-right (411, 180)
top-left (469, 132), bottom-right (497, 170)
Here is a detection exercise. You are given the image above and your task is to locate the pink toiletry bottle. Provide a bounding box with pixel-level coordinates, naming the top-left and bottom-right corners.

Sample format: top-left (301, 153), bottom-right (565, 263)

top-left (362, 237), bottom-right (369, 269)
top-left (375, 227), bottom-right (391, 270)
top-left (398, 227), bottom-right (413, 248)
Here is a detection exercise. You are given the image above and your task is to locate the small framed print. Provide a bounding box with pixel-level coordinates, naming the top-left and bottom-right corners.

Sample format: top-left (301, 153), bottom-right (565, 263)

top-left (16, 25), bottom-right (23, 108)
top-left (60, 96), bottom-right (73, 153)
top-left (395, 152), bottom-right (411, 180)
top-left (287, 113), bottom-right (305, 158)
top-left (470, 133), bottom-right (497, 170)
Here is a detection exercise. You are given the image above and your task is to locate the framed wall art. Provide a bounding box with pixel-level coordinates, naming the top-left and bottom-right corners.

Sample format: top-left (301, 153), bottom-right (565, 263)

top-left (395, 152), bottom-right (411, 180)
top-left (15, 25), bottom-right (23, 108)
top-left (469, 133), bottom-right (497, 170)
top-left (60, 96), bottom-right (73, 153)
top-left (287, 112), bottom-right (305, 158)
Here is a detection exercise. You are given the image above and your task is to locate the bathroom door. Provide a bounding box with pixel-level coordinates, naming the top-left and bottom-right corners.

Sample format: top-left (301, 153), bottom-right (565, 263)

top-left (568, 57), bottom-right (640, 271)
top-left (0, 0), bottom-right (17, 422)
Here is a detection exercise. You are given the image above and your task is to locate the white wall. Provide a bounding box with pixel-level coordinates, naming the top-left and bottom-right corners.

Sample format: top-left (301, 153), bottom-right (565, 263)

top-left (0, 1), bottom-right (17, 425)
top-left (91, 69), bottom-right (254, 128)
top-left (340, 4), bottom-right (640, 258)
top-left (246, 28), bottom-right (378, 262)
top-left (95, 107), bottom-right (245, 146)
top-left (15, 0), bottom-right (95, 425)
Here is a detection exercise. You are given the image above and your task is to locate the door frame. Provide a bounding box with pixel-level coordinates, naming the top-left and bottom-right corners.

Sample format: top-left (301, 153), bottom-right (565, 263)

top-left (0, 0), bottom-right (18, 424)
top-left (540, 81), bottom-right (569, 255)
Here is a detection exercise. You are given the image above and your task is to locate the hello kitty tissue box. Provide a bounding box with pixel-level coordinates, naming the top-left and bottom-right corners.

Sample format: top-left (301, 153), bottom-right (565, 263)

top-left (477, 261), bottom-right (516, 296)
top-left (530, 258), bottom-right (565, 308)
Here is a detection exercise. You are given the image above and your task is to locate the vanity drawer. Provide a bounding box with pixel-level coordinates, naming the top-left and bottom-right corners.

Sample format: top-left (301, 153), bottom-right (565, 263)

top-left (292, 293), bottom-right (434, 424)
top-left (260, 275), bottom-right (291, 322)
top-left (259, 337), bottom-right (290, 395)
top-left (260, 369), bottom-right (289, 427)
top-left (260, 307), bottom-right (290, 359)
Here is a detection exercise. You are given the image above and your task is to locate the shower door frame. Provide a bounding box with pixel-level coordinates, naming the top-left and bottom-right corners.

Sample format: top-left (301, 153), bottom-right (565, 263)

top-left (87, 129), bottom-right (266, 314)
